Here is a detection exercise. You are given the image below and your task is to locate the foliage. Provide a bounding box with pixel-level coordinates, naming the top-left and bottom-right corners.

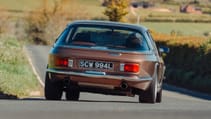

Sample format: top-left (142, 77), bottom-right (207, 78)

top-left (25, 0), bottom-right (66, 45)
top-left (104, 0), bottom-right (129, 22)
top-left (0, 36), bottom-right (41, 97)
top-left (25, 0), bottom-right (89, 45)
top-left (202, 7), bottom-right (211, 15)
top-left (152, 31), bottom-right (211, 94)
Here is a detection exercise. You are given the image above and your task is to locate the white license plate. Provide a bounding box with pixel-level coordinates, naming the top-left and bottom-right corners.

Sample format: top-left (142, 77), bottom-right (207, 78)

top-left (79, 60), bottom-right (113, 70)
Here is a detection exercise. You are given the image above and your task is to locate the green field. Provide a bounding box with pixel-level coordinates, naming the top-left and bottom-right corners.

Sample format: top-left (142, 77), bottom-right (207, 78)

top-left (0, 0), bottom-right (102, 11)
top-left (0, 0), bottom-right (105, 19)
top-left (0, 0), bottom-right (210, 37)
top-left (1, 0), bottom-right (210, 37)
top-left (142, 22), bottom-right (211, 36)
top-left (0, 0), bottom-right (42, 11)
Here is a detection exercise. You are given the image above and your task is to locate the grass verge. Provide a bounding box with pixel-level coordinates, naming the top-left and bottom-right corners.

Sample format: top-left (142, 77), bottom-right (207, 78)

top-left (0, 35), bottom-right (42, 98)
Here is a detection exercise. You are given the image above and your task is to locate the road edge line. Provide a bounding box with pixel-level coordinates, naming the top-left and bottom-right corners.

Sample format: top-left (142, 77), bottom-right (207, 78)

top-left (23, 46), bottom-right (45, 87)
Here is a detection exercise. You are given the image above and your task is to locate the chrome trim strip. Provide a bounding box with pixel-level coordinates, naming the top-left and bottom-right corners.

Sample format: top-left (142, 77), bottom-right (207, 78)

top-left (47, 68), bottom-right (152, 82)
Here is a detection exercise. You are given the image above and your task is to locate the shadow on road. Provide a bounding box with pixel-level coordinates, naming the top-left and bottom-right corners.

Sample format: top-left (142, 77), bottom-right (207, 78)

top-left (78, 100), bottom-right (138, 103)
top-left (163, 83), bottom-right (211, 101)
top-left (1, 84), bottom-right (211, 102)
top-left (20, 98), bottom-right (138, 103)
top-left (0, 92), bottom-right (18, 100)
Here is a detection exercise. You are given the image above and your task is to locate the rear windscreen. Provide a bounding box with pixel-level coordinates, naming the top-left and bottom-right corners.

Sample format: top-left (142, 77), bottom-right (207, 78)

top-left (67, 25), bottom-right (150, 51)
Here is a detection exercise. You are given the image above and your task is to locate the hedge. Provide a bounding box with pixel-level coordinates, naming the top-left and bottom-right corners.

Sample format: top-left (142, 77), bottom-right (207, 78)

top-left (152, 31), bottom-right (211, 94)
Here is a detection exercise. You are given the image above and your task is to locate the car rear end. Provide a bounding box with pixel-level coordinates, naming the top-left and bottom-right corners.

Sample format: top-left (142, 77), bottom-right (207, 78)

top-left (45, 21), bottom-right (160, 102)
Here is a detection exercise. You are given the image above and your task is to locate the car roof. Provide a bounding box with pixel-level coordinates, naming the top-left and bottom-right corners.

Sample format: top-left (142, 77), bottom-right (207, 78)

top-left (67, 20), bottom-right (148, 33)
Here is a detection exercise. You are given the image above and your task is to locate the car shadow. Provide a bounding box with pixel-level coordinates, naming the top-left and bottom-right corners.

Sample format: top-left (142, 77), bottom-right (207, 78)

top-left (1, 84), bottom-right (211, 102)
top-left (78, 99), bottom-right (138, 104)
top-left (20, 98), bottom-right (138, 103)
top-left (0, 96), bottom-right (137, 103)
top-left (163, 83), bottom-right (211, 101)
top-left (0, 92), bottom-right (18, 100)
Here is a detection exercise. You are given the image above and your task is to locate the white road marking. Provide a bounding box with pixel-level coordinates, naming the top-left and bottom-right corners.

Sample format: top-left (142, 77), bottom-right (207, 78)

top-left (23, 46), bottom-right (44, 87)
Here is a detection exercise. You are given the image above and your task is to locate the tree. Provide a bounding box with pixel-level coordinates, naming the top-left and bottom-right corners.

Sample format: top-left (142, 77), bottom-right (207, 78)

top-left (104, 0), bottom-right (129, 22)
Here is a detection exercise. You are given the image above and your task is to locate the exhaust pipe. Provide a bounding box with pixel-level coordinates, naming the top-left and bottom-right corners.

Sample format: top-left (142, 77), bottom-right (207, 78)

top-left (121, 82), bottom-right (128, 89)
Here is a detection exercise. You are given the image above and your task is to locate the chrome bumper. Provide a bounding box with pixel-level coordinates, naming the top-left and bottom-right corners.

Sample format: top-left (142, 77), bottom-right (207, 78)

top-left (46, 68), bottom-right (152, 82)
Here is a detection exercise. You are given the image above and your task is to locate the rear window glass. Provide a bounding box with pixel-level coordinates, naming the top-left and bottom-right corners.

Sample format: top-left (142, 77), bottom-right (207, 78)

top-left (67, 25), bottom-right (149, 51)
top-left (55, 28), bottom-right (69, 45)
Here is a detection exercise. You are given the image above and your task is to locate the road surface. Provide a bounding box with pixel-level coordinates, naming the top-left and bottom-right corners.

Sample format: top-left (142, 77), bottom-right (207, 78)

top-left (0, 45), bottom-right (210, 119)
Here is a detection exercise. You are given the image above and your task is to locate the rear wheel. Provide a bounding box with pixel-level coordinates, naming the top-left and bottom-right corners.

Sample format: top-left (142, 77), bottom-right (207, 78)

top-left (156, 88), bottom-right (162, 103)
top-left (139, 74), bottom-right (158, 103)
top-left (65, 82), bottom-right (80, 101)
top-left (44, 73), bottom-right (63, 100)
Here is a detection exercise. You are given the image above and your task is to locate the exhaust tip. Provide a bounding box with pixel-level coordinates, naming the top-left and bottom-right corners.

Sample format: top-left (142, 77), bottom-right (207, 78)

top-left (121, 82), bottom-right (128, 89)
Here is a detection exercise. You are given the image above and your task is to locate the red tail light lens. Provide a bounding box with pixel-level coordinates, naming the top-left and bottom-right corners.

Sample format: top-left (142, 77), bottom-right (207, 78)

top-left (122, 63), bottom-right (140, 73)
top-left (56, 58), bottom-right (68, 67)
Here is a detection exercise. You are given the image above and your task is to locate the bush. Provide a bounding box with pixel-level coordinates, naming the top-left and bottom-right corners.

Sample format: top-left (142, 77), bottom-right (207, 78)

top-left (153, 31), bottom-right (211, 94)
top-left (25, 0), bottom-right (89, 45)
top-left (104, 0), bottom-right (129, 22)
top-left (137, 12), bottom-right (211, 23)
top-left (202, 7), bottom-right (211, 15)
top-left (25, 0), bottom-right (66, 45)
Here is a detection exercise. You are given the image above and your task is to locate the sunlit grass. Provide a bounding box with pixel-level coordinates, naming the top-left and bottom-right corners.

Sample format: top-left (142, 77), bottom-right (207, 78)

top-left (0, 0), bottom-right (42, 11)
top-left (0, 36), bottom-right (41, 97)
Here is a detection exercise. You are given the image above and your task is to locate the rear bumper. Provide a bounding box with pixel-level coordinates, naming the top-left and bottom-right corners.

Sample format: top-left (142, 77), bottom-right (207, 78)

top-left (47, 68), bottom-right (152, 81)
top-left (46, 68), bottom-right (152, 90)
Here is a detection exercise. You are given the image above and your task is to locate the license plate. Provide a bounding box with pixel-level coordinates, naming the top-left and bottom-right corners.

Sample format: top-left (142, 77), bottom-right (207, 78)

top-left (79, 60), bottom-right (113, 70)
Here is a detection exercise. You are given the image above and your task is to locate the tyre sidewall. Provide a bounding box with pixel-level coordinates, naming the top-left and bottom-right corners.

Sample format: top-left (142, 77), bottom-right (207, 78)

top-left (45, 73), bottom-right (63, 100)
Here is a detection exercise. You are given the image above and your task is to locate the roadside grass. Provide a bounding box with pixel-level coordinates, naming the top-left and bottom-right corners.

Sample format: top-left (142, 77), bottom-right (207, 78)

top-left (0, 35), bottom-right (42, 98)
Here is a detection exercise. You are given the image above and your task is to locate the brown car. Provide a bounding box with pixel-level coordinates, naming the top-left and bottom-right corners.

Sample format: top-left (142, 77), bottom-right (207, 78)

top-left (45, 20), bottom-right (168, 103)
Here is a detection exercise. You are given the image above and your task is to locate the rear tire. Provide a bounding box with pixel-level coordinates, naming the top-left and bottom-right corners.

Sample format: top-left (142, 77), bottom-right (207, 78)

top-left (139, 74), bottom-right (158, 103)
top-left (65, 82), bottom-right (80, 101)
top-left (45, 73), bottom-right (63, 100)
top-left (156, 79), bottom-right (163, 103)
top-left (156, 88), bottom-right (162, 103)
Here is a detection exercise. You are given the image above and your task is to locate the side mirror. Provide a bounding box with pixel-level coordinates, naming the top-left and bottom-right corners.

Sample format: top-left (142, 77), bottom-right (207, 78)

top-left (159, 46), bottom-right (170, 54)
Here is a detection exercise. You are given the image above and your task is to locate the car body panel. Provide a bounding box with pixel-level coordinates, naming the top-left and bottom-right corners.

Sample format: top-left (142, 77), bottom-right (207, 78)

top-left (45, 20), bottom-right (166, 98)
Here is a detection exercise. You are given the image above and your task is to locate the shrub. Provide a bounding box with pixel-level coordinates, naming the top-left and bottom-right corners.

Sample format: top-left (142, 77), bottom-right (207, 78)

top-left (202, 7), bottom-right (211, 15)
top-left (153, 31), bottom-right (211, 94)
top-left (104, 0), bottom-right (129, 22)
top-left (25, 0), bottom-right (65, 45)
top-left (25, 0), bottom-right (89, 45)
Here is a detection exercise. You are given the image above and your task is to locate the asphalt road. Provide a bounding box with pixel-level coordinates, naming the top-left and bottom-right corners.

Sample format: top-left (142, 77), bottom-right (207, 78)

top-left (0, 45), bottom-right (210, 119)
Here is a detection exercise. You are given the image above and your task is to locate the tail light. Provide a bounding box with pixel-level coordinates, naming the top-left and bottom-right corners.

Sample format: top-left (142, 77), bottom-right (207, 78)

top-left (56, 58), bottom-right (68, 67)
top-left (48, 54), bottom-right (73, 68)
top-left (120, 63), bottom-right (140, 73)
